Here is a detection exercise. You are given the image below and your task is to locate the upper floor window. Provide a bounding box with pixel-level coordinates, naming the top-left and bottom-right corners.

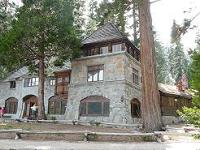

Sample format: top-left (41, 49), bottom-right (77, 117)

top-left (88, 65), bottom-right (104, 82)
top-left (100, 46), bottom-right (108, 54)
top-left (55, 76), bottom-right (70, 95)
top-left (112, 44), bottom-right (122, 52)
top-left (50, 79), bottom-right (56, 86)
top-left (24, 77), bottom-right (39, 87)
top-left (10, 81), bottom-right (16, 89)
top-left (133, 68), bottom-right (139, 85)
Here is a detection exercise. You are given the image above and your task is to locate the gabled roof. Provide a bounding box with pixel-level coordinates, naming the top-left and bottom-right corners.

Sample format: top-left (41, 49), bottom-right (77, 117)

top-left (82, 23), bottom-right (124, 45)
top-left (158, 83), bottom-right (192, 99)
top-left (4, 67), bottom-right (29, 81)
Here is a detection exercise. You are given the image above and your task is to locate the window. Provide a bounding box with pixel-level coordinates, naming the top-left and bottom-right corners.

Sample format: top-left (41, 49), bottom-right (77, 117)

top-left (10, 81), bottom-right (16, 89)
top-left (131, 99), bottom-right (141, 118)
top-left (49, 79), bottom-right (56, 86)
top-left (133, 68), bottom-right (139, 85)
top-left (48, 96), bottom-right (67, 115)
top-left (88, 65), bottom-right (104, 82)
top-left (79, 96), bottom-right (110, 116)
top-left (24, 77), bottom-right (39, 87)
top-left (5, 98), bottom-right (18, 114)
top-left (88, 48), bottom-right (100, 56)
top-left (55, 76), bottom-right (70, 95)
top-left (112, 44), bottom-right (122, 52)
top-left (100, 46), bottom-right (108, 54)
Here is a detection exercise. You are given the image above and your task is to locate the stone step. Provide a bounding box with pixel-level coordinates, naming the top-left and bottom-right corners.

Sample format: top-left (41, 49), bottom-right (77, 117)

top-left (0, 130), bottom-right (159, 142)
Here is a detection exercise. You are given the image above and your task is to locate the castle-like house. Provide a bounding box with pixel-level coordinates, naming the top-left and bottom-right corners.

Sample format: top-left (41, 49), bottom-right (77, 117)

top-left (0, 23), bottom-right (192, 124)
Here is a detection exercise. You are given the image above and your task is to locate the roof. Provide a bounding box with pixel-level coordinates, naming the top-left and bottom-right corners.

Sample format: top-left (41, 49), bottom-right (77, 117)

top-left (82, 23), bottom-right (124, 45)
top-left (4, 67), bottom-right (29, 81)
top-left (158, 83), bottom-right (192, 99)
top-left (2, 61), bottom-right (71, 81)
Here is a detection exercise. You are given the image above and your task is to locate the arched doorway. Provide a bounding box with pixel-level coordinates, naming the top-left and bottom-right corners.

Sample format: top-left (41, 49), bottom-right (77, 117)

top-left (22, 95), bottom-right (38, 119)
top-left (131, 98), bottom-right (141, 118)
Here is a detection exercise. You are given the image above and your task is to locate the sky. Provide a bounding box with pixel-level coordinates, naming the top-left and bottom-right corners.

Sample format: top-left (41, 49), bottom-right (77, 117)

top-left (13, 0), bottom-right (200, 51)
top-left (151, 0), bottom-right (200, 50)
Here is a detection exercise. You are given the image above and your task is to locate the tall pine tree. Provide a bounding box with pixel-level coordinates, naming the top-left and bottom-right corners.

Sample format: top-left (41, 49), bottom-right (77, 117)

top-left (169, 20), bottom-right (189, 83)
top-left (0, 0), bottom-right (80, 119)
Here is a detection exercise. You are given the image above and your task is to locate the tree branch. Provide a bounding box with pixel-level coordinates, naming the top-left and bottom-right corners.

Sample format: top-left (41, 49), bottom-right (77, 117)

top-left (150, 0), bottom-right (162, 4)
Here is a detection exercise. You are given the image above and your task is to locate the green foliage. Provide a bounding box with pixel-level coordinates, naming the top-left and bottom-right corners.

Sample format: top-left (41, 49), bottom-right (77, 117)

top-left (0, 0), bottom-right (81, 73)
top-left (177, 107), bottom-right (200, 127)
top-left (168, 40), bottom-right (189, 83)
top-left (0, 0), bottom-right (17, 79)
top-left (193, 134), bottom-right (200, 139)
top-left (177, 36), bottom-right (200, 127)
top-left (0, 0), bottom-right (16, 34)
top-left (155, 40), bottom-right (172, 84)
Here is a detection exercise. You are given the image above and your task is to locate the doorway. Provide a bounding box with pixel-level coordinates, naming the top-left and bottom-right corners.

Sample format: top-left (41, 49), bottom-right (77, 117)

top-left (22, 95), bottom-right (38, 119)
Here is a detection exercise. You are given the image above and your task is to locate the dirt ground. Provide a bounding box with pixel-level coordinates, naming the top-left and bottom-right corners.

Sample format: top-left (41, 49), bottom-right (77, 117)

top-left (0, 121), bottom-right (133, 133)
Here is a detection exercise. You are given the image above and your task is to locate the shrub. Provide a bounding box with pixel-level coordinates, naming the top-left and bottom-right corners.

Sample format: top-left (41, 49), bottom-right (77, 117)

top-left (177, 106), bottom-right (200, 127)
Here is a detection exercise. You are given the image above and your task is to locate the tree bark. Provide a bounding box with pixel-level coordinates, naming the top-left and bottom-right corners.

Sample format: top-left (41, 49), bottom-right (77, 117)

top-left (138, 0), bottom-right (162, 132)
top-left (37, 57), bottom-right (46, 120)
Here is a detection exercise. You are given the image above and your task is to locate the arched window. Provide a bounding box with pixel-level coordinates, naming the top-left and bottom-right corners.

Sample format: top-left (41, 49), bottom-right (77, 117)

top-left (48, 96), bottom-right (67, 115)
top-left (79, 96), bottom-right (110, 116)
top-left (131, 99), bottom-right (141, 118)
top-left (5, 97), bottom-right (18, 114)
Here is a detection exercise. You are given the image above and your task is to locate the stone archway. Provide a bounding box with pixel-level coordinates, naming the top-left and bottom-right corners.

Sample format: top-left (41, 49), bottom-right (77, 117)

top-left (22, 95), bottom-right (38, 119)
top-left (131, 98), bottom-right (141, 118)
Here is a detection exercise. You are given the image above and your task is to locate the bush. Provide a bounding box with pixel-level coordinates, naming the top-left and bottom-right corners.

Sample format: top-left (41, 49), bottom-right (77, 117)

top-left (177, 107), bottom-right (200, 127)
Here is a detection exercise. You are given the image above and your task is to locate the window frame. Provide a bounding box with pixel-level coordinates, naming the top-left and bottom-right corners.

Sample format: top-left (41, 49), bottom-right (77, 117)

top-left (79, 96), bottom-right (110, 117)
top-left (112, 44), bottom-right (122, 53)
top-left (49, 78), bottom-right (56, 86)
top-left (5, 98), bottom-right (18, 114)
top-left (24, 77), bottom-right (39, 87)
top-left (87, 65), bottom-right (104, 82)
top-left (10, 81), bottom-right (16, 89)
top-left (132, 68), bottom-right (139, 85)
top-left (100, 46), bottom-right (109, 54)
top-left (48, 98), bottom-right (67, 115)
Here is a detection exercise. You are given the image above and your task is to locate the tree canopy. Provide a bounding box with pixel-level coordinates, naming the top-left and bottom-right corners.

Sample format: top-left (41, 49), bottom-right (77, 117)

top-left (0, 0), bottom-right (81, 119)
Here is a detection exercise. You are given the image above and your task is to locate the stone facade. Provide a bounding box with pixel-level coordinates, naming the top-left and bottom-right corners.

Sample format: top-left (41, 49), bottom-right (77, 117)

top-left (0, 23), bottom-right (192, 125)
top-left (65, 51), bottom-right (141, 124)
top-left (0, 74), bottom-right (54, 119)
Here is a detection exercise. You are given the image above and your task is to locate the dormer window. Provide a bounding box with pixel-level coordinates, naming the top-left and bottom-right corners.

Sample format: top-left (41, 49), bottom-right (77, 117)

top-left (10, 81), bottom-right (16, 89)
top-left (24, 77), bottom-right (39, 87)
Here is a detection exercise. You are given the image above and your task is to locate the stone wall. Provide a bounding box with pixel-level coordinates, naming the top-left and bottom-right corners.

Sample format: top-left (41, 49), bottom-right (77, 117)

top-left (65, 52), bottom-right (142, 124)
top-left (0, 77), bottom-right (55, 119)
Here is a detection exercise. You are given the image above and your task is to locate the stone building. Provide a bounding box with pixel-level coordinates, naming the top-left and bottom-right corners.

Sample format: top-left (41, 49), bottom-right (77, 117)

top-left (0, 23), bottom-right (192, 124)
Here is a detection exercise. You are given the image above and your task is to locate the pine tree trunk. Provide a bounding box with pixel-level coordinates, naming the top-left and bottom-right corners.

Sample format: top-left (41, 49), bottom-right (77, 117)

top-left (37, 57), bottom-right (46, 120)
top-left (138, 0), bottom-right (162, 132)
